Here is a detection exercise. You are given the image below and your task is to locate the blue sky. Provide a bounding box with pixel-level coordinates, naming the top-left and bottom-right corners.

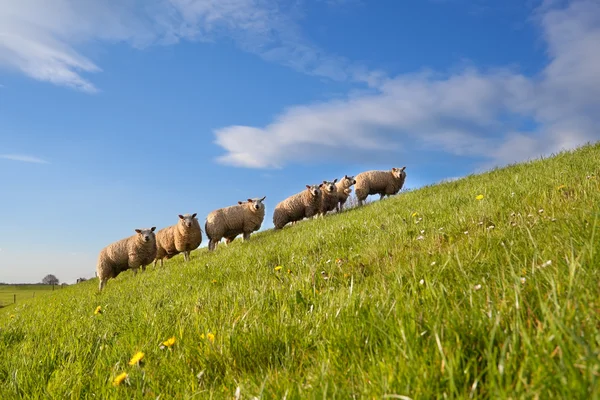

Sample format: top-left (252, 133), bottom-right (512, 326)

top-left (1, 0), bottom-right (599, 283)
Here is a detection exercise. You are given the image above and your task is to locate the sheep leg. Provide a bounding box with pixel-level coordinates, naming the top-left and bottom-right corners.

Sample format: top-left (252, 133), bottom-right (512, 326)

top-left (99, 279), bottom-right (106, 291)
top-left (243, 232), bottom-right (250, 242)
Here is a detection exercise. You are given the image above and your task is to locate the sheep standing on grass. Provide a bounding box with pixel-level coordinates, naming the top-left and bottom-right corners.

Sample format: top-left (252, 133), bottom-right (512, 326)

top-left (319, 179), bottom-right (339, 216)
top-left (335, 175), bottom-right (357, 212)
top-left (355, 167), bottom-right (407, 206)
top-left (96, 227), bottom-right (157, 291)
top-left (154, 213), bottom-right (202, 266)
top-left (273, 184), bottom-right (323, 229)
top-left (205, 197), bottom-right (266, 251)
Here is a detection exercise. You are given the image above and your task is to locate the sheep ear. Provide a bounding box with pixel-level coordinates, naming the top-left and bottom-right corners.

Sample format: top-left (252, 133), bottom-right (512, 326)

top-left (333, 178), bottom-right (338, 183)
top-left (238, 201), bottom-right (243, 204)
top-left (401, 166), bottom-right (406, 171)
top-left (151, 227), bottom-right (156, 232)
top-left (344, 175), bottom-right (348, 179)
top-left (260, 196), bottom-right (266, 201)
top-left (178, 215), bottom-right (184, 219)
top-left (247, 198), bottom-right (254, 203)
top-left (319, 183), bottom-right (324, 187)
top-left (306, 185), bottom-right (311, 189)
top-left (323, 180), bottom-right (327, 184)
top-left (191, 213), bottom-right (197, 218)
top-left (135, 229), bottom-right (142, 234)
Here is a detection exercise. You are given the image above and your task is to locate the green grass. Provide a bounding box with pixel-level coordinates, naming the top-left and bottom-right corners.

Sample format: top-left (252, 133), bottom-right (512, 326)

top-left (0, 285), bottom-right (59, 308)
top-left (1, 143), bottom-right (600, 399)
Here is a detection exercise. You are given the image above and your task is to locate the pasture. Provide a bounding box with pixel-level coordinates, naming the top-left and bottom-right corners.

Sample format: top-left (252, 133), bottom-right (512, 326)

top-left (0, 143), bottom-right (599, 398)
top-left (0, 285), bottom-right (59, 308)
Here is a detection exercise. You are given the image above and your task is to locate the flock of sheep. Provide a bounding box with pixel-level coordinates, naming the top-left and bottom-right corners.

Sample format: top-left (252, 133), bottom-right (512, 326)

top-left (96, 167), bottom-right (407, 290)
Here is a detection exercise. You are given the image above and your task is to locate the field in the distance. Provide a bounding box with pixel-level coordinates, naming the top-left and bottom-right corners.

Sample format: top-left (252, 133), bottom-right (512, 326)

top-left (0, 285), bottom-right (59, 308)
top-left (1, 143), bottom-right (599, 399)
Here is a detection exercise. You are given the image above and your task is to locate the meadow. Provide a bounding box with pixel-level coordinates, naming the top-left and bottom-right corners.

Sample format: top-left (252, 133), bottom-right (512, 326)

top-left (0, 285), bottom-right (59, 308)
top-left (0, 143), bottom-right (599, 399)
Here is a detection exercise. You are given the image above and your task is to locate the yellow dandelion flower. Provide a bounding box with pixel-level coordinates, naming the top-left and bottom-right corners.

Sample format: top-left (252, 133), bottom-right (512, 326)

top-left (207, 332), bottom-right (215, 343)
top-left (94, 306), bottom-right (102, 315)
top-left (112, 372), bottom-right (128, 386)
top-left (200, 333), bottom-right (205, 339)
top-left (287, 269), bottom-right (292, 274)
top-left (128, 351), bottom-right (144, 365)
top-left (274, 266), bottom-right (282, 271)
top-left (556, 184), bottom-right (566, 190)
top-left (411, 212), bottom-right (418, 217)
top-left (475, 194), bottom-right (484, 201)
top-left (162, 336), bottom-right (176, 348)
top-left (211, 279), bottom-right (217, 284)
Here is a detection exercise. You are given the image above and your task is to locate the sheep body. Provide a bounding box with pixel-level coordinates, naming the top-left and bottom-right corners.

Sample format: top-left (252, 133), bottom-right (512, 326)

top-left (354, 167), bottom-right (406, 206)
top-left (96, 227), bottom-right (157, 291)
top-left (205, 197), bottom-right (266, 251)
top-left (335, 175), bottom-right (357, 212)
top-left (273, 185), bottom-right (322, 229)
top-left (154, 214), bottom-right (202, 266)
top-left (319, 179), bottom-right (339, 216)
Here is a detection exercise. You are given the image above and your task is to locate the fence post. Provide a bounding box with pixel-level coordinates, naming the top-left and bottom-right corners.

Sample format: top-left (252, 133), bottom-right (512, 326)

top-left (13, 294), bottom-right (16, 304)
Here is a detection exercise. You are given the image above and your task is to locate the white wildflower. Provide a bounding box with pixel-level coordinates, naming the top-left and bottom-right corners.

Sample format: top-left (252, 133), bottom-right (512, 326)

top-left (473, 284), bottom-right (482, 291)
top-left (419, 279), bottom-right (425, 285)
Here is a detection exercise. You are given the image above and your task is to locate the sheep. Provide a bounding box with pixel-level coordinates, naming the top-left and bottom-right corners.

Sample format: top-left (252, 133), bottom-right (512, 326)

top-left (354, 167), bottom-right (407, 206)
top-left (335, 175), bottom-right (357, 212)
top-left (205, 197), bottom-right (266, 251)
top-left (273, 184), bottom-right (323, 229)
top-left (154, 213), bottom-right (202, 267)
top-left (96, 227), bottom-right (157, 291)
top-left (319, 179), bottom-right (339, 216)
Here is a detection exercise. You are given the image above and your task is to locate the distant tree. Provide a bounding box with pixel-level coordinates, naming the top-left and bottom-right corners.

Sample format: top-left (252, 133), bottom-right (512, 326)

top-left (42, 274), bottom-right (59, 285)
top-left (76, 277), bottom-right (87, 283)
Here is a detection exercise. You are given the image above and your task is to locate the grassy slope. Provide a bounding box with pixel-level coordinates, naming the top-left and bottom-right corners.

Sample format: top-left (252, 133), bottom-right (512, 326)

top-left (1, 144), bottom-right (599, 399)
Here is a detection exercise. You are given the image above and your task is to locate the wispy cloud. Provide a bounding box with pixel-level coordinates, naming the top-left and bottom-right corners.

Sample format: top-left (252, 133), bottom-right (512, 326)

top-left (0, 0), bottom-right (378, 92)
top-left (0, 154), bottom-right (48, 164)
top-left (214, 0), bottom-right (600, 169)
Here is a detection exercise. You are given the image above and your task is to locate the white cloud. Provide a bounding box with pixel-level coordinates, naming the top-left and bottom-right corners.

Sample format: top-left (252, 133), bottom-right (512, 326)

top-left (0, 0), bottom-right (377, 91)
top-left (0, 154), bottom-right (48, 163)
top-left (214, 0), bottom-right (600, 169)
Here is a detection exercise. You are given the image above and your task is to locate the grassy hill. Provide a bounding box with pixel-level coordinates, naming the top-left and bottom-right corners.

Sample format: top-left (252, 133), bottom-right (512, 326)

top-left (1, 143), bottom-right (599, 399)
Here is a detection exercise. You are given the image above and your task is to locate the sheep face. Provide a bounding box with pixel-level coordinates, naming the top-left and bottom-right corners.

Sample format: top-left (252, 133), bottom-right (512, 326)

top-left (392, 167), bottom-right (407, 180)
top-left (343, 175), bottom-right (357, 185)
top-left (306, 184), bottom-right (322, 197)
top-left (322, 180), bottom-right (337, 194)
top-left (135, 227), bottom-right (156, 243)
top-left (178, 213), bottom-right (197, 228)
top-left (247, 196), bottom-right (266, 212)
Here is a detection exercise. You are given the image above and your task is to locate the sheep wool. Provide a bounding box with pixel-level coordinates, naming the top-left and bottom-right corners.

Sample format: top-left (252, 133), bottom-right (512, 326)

top-left (335, 175), bottom-right (357, 212)
top-left (96, 227), bottom-right (157, 291)
top-left (154, 213), bottom-right (202, 266)
top-left (354, 167), bottom-right (407, 206)
top-left (205, 197), bottom-right (266, 251)
top-left (273, 184), bottom-right (323, 229)
top-left (319, 179), bottom-right (339, 216)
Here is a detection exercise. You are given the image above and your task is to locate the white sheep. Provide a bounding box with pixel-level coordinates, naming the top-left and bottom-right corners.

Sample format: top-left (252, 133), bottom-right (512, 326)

top-left (154, 213), bottom-right (202, 266)
top-left (96, 227), bottom-right (157, 291)
top-left (205, 197), bottom-right (266, 251)
top-left (273, 184), bottom-right (323, 229)
top-left (335, 175), bottom-right (357, 212)
top-left (319, 179), bottom-right (339, 216)
top-left (354, 167), bottom-right (406, 206)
